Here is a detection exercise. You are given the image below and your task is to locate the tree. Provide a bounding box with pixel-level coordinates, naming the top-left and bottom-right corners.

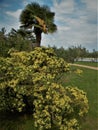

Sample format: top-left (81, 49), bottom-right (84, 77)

top-left (90, 49), bottom-right (98, 62)
top-left (0, 28), bottom-right (9, 57)
top-left (8, 28), bottom-right (35, 45)
top-left (7, 28), bottom-right (34, 52)
top-left (17, 28), bottom-right (35, 42)
top-left (66, 46), bottom-right (88, 63)
top-left (20, 2), bottom-right (57, 47)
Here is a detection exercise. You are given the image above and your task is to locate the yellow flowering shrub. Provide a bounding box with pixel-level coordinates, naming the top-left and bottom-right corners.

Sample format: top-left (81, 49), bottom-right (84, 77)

top-left (33, 83), bottom-right (89, 130)
top-left (66, 86), bottom-right (89, 117)
top-left (74, 69), bottom-right (83, 75)
top-left (0, 47), bottom-right (89, 130)
top-left (0, 47), bottom-right (69, 112)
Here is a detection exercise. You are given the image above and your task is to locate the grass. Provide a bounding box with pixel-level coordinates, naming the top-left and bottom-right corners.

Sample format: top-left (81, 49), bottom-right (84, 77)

top-left (0, 112), bottom-right (36, 130)
top-left (0, 66), bottom-right (98, 130)
top-left (75, 61), bottom-right (98, 67)
top-left (61, 66), bottom-right (98, 130)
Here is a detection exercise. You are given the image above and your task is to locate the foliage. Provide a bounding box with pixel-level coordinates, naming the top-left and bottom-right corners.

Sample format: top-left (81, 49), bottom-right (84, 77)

top-left (0, 47), bottom-right (89, 130)
top-left (20, 2), bottom-right (57, 33)
top-left (89, 49), bottom-right (98, 59)
top-left (52, 45), bottom-right (94, 63)
top-left (0, 28), bottom-right (35, 57)
top-left (33, 84), bottom-right (88, 130)
top-left (20, 2), bottom-right (57, 46)
top-left (0, 47), bottom-right (68, 112)
top-left (0, 28), bottom-right (9, 57)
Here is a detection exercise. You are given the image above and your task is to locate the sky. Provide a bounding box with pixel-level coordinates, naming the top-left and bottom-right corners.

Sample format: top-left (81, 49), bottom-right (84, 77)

top-left (0, 0), bottom-right (97, 51)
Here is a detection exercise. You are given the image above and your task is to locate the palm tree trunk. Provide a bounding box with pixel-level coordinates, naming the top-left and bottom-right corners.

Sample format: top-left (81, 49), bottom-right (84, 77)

top-left (34, 27), bottom-right (42, 47)
top-left (35, 32), bottom-right (41, 47)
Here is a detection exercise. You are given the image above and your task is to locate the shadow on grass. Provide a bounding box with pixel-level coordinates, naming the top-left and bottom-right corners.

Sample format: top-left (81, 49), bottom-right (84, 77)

top-left (0, 111), bottom-right (36, 130)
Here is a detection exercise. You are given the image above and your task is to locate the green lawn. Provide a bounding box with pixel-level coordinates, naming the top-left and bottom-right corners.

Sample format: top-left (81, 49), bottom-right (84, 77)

top-left (0, 66), bottom-right (98, 130)
top-left (61, 66), bottom-right (98, 130)
top-left (75, 61), bottom-right (98, 67)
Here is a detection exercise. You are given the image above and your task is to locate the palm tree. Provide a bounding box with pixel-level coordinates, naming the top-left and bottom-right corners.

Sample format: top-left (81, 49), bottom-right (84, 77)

top-left (20, 2), bottom-right (57, 47)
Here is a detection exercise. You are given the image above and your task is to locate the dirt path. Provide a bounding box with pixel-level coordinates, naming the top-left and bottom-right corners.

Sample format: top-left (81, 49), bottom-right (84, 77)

top-left (70, 64), bottom-right (98, 70)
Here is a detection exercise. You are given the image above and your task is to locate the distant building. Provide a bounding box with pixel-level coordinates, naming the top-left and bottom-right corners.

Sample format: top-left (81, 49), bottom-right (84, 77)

top-left (76, 58), bottom-right (98, 62)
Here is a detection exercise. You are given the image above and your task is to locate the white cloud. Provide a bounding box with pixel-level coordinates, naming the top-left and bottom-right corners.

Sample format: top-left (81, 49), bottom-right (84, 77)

top-left (3, 9), bottom-right (22, 33)
top-left (82, 0), bottom-right (97, 11)
top-left (53, 0), bottom-right (74, 14)
top-left (0, 20), bottom-right (20, 34)
top-left (6, 9), bottom-right (22, 19)
top-left (0, 9), bottom-right (22, 33)
top-left (58, 26), bottom-right (70, 31)
top-left (42, 0), bottom-right (97, 51)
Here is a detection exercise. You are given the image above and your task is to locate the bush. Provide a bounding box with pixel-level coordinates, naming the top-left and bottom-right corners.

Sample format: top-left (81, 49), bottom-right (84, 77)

top-left (0, 47), bottom-right (89, 130)
top-left (33, 84), bottom-right (89, 130)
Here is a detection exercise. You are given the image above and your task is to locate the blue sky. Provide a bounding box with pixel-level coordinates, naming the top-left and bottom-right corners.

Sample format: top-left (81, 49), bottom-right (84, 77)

top-left (0, 0), bottom-right (97, 51)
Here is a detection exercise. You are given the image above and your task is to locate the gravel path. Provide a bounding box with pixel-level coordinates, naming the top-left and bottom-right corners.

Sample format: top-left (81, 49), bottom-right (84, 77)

top-left (70, 64), bottom-right (98, 70)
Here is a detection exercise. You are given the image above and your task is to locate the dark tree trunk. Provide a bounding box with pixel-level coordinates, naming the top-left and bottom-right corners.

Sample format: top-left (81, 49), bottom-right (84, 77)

top-left (34, 27), bottom-right (42, 47)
